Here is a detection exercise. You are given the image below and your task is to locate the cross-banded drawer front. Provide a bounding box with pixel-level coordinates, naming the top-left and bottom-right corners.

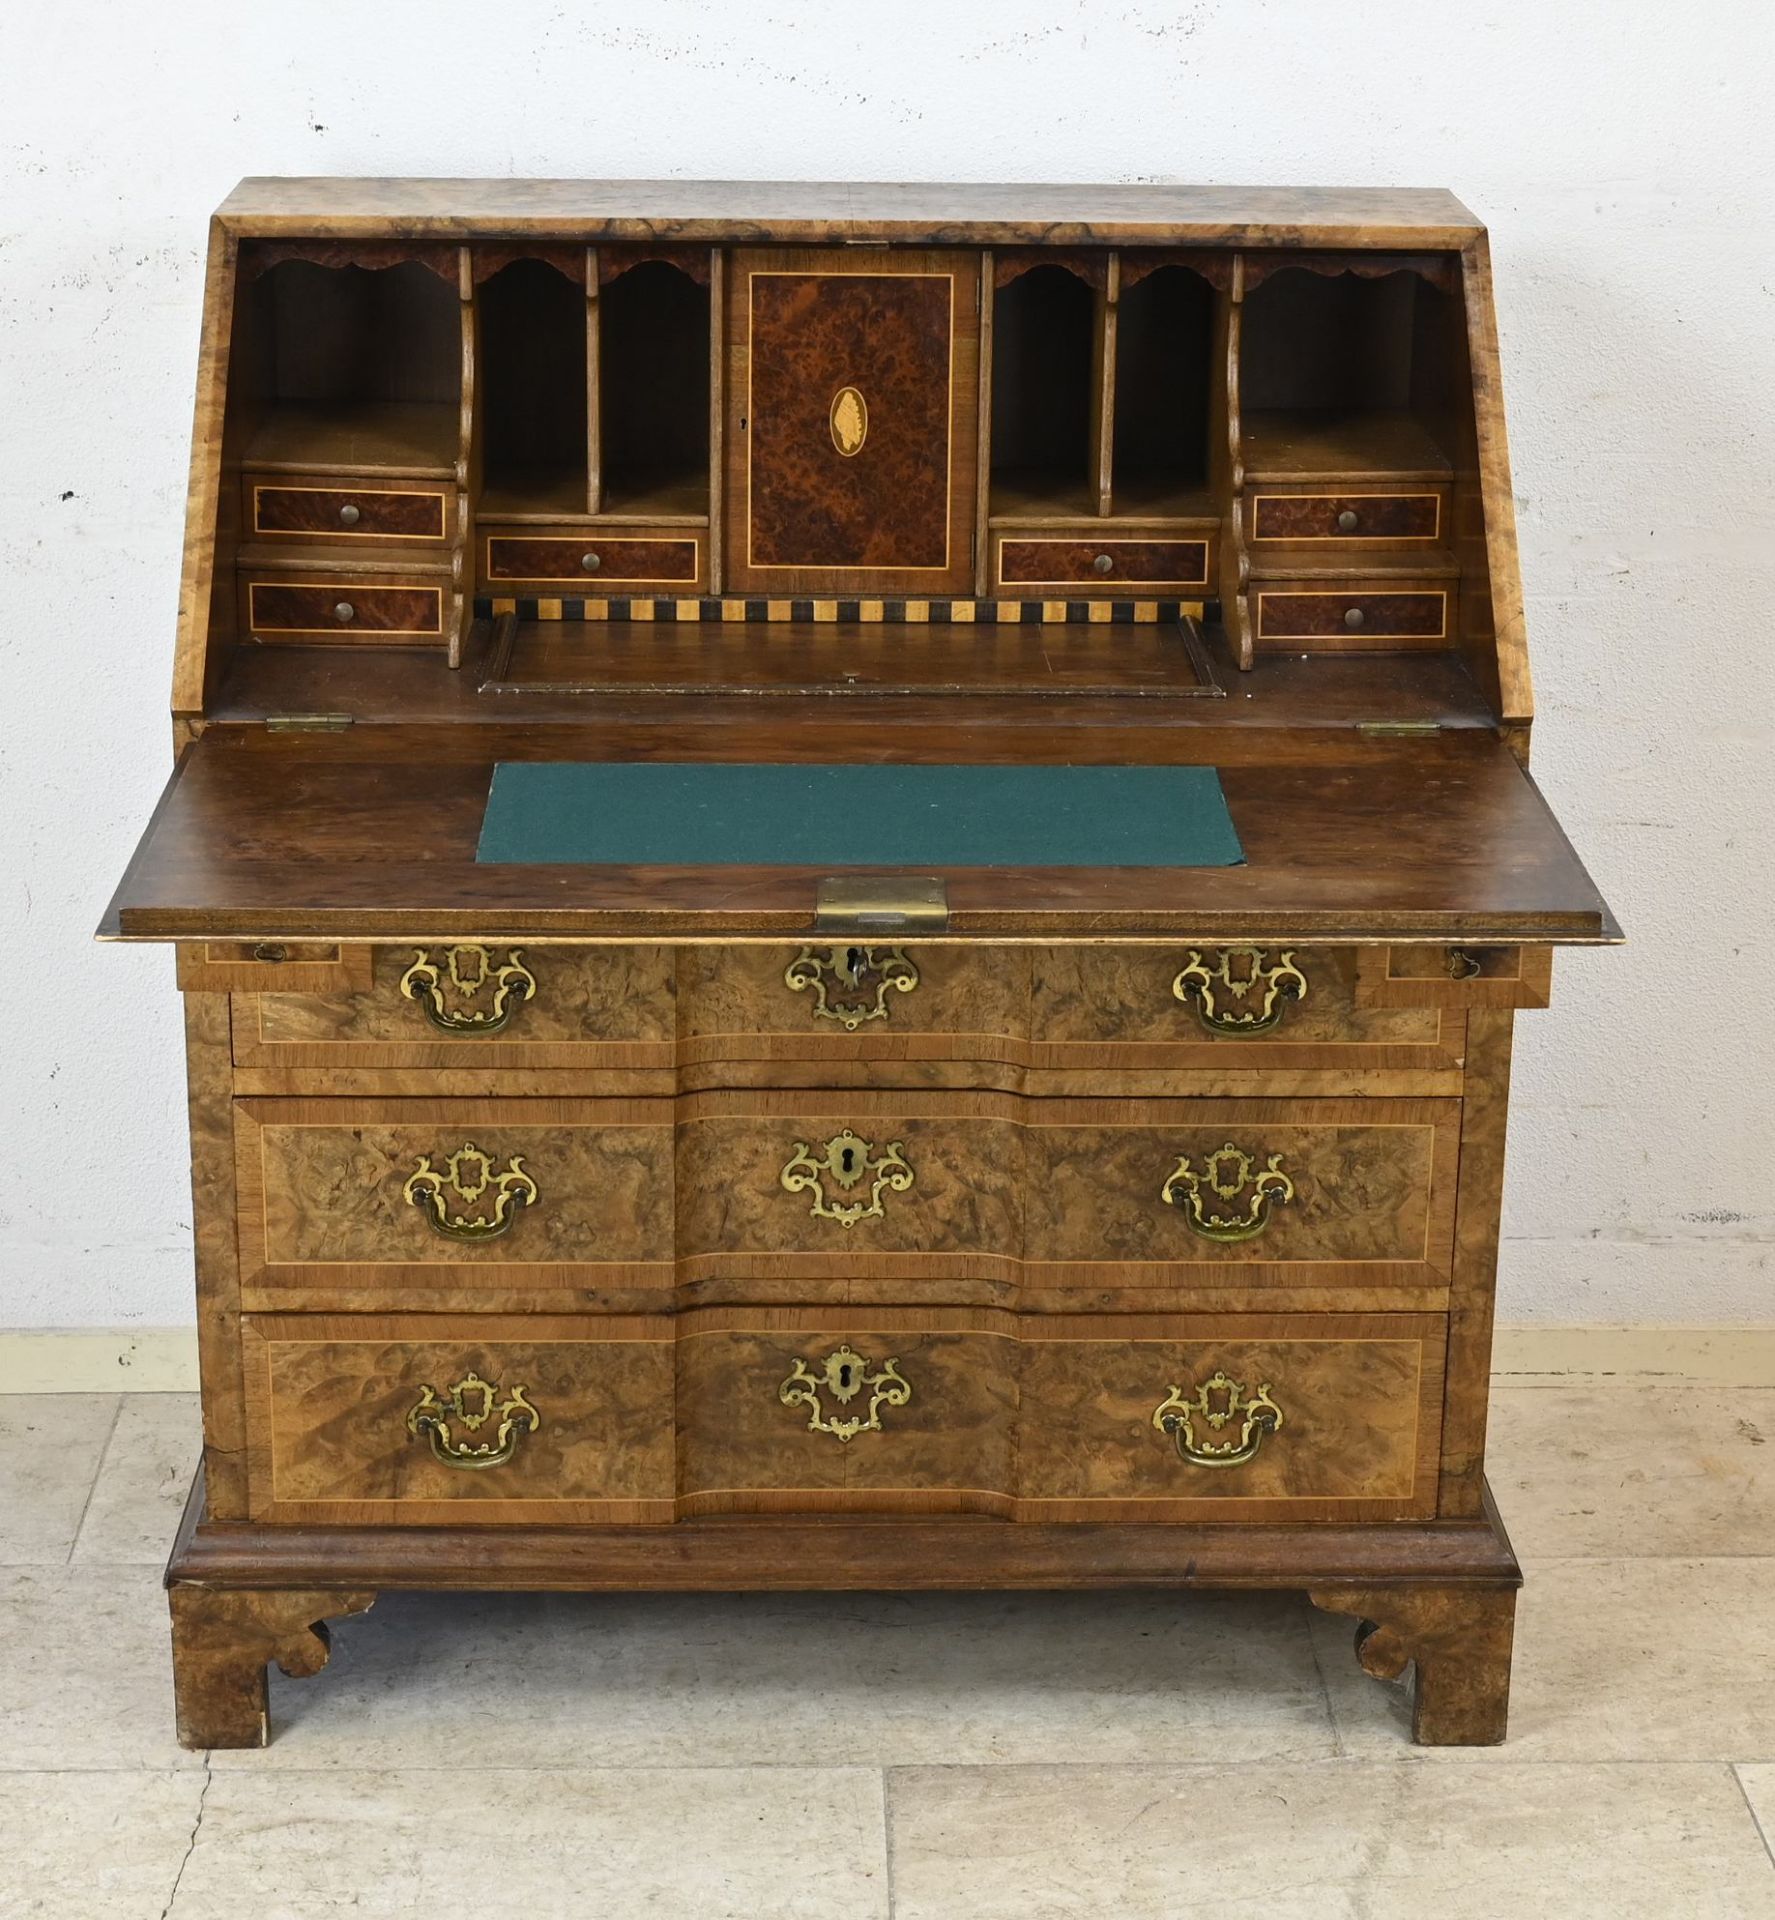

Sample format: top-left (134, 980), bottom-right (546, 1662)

top-left (1254, 585), bottom-right (1449, 648)
top-left (239, 1310), bottom-right (1443, 1525)
top-left (246, 475), bottom-right (451, 546)
top-left (482, 528), bottom-right (704, 589)
top-left (233, 1099), bottom-right (674, 1303)
top-left (240, 1315), bottom-right (674, 1525)
top-left (1029, 946), bottom-right (1460, 1072)
top-left (1014, 1316), bottom-right (1443, 1519)
top-left (232, 944), bottom-right (676, 1071)
top-left (674, 1094), bottom-right (1457, 1294)
top-left (1022, 1102), bottom-right (1458, 1289)
top-left (1249, 490), bottom-right (1444, 544)
top-left (243, 576), bottom-right (445, 641)
top-left (993, 535), bottom-right (1212, 592)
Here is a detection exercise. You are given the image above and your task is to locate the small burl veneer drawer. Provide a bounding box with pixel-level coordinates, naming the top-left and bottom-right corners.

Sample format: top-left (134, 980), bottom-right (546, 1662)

top-left (232, 943), bottom-right (676, 1071)
top-left (242, 574), bottom-right (446, 642)
top-left (677, 1311), bottom-right (1443, 1520)
top-left (233, 1099), bottom-right (674, 1304)
top-left (1253, 584), bottom-right (1449, 648)
top-left (244, 474), bottom-right (452, 547)
top-left (1249, 489), bottom-right (1445, 544)
top-left (482, 527), bottom-right (705, 591)
top-left (678, 945), bottom-right (1028, 1068)
top-left (992, 532), bottom-right (1212, 594)
top-left (240, 1314), bottom-right (674, 1525)
top-left (1028, 946), bottom-right (1463, 1073)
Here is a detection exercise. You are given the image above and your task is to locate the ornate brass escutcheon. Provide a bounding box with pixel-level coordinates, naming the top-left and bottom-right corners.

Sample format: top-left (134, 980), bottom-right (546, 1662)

top-left (779, 1344), bottom-right (912, 1442)
top-left (779, 1129), bottom-right (915, 1229)
top-left (402, 1143), bottom-right (539, 1242)
top-left (406, 1370), bottom-right (541, 1469)
top-left (783, 945), bottom-right (920, 1030)
top-left (1161, 1143), bottom-right (1294, 1243)
top-left (1152, 1370), bottom-right (1285, 1468)
top-left (1171, 946), bottom-right (1308, 1036)
top-left (399, 944), bottom-right (538, 1033)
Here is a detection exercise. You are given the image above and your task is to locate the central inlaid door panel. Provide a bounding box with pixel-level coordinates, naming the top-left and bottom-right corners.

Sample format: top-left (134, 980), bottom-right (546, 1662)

top-left (726, 248), bottom-right (981, 593)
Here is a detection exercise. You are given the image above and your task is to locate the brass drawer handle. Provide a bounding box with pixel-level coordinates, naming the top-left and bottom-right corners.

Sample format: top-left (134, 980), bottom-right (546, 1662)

top-left (333, 600), bottom-right (355, 624)
top-left (399, 945), bottom-right (537, 1033)
top-left (780, 1128), bottom-right (915, 1229)
top-left (780, 1344), bottom-right (911, 1442)
top-left (407, 1370), bottom-right (540, 1469)
top-left (403, 1144), bottom-right (538, 1241)
top-left (1161, 1143), bottom-right (1294, 1243)
top-left (1172, 946), bottom-right (1308, 1036)
top-left (1092, 552), bottom-right (1114, 574)
top-left (783, 944), bottom-right (919, 1030)
top-left (338, 502), bottom-right (362, 527)
top-left (1153, 1370), bottom-right (1284, 1468)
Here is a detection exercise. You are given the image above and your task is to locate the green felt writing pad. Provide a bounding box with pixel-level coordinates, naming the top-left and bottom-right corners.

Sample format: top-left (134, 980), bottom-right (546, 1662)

top-left (477, 763), bottom-right (1243, 868)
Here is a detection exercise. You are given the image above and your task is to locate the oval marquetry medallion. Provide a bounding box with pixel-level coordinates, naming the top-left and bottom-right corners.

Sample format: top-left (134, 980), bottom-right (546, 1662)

top-left (829, 384), bottom-right (868, 457)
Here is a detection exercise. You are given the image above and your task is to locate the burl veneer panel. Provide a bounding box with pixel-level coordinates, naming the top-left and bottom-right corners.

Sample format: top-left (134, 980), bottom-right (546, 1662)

top-left (676, 945), bottom-right (1031, 1066)
top-left (1019, 1314), bottom-right (1444, 1520)
top-left (241, 1314), bottom-right (674, 1524)
top-left (676, 1318), bottom-right (1018, 1516)
top-left (1029, 946), bottom-right (1462, 1073)
top-left (235, 944), bottom-right (676, 1071)
top-left (1250, 491), bottom-right (1443, 543)
top-left (249, 480), bottom-right (449, 542)
top-left (234, 1098), bottom-right (674, 1297)
top-left (1022, 1100), bottom-right (1458, 1288)
top-left (730, 248), bottom-right (979, 593)
top-left (674, 1096), bottom-right (1022, 1283)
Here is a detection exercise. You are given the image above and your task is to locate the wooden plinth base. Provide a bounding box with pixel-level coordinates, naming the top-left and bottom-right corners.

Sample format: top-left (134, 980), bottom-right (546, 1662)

top-left (166, 1469), bottom-right (1520, 1750)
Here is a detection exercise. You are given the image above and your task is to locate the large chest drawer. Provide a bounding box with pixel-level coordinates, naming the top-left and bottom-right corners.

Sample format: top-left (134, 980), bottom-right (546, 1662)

top-left (233, 1092), bottom-right (1457, 1304)
top-left (240, 1309), bottom-right (1442, 1525)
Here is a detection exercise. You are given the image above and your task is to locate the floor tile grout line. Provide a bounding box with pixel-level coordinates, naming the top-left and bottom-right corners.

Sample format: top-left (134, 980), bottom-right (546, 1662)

top-left (1732, 1764), bottom-right (1775, 1873)
top-left (63, 1394), bottom-right (124, 1567)
top-left (9, 1757), bottom-right (1766, 1779)
top-left (880, 1767), bottom-right (898, 1920)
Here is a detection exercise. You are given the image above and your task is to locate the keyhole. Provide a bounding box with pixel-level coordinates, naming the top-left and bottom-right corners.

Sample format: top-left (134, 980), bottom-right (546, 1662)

top-left (838, 1364), bottom-right (855, 1390)
top-left (844, 946), bottom-right (866, 981)
top-left (840, 1146), bottom-right (857, 1174)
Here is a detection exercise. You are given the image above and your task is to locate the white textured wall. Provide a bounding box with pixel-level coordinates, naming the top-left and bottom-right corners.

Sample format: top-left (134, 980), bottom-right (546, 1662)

top-left (2, 2), bottom-right (1771, 1329)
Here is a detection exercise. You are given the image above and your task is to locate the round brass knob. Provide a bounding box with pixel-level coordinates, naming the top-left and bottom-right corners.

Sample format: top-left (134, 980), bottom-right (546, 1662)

top-left (1343, 606), bottom-right (1365, 630)
top-left (338, 502), bottom-right (361, 527)
top-left (333, 601), bottom-right (355, 624)
top-left (1336, 508), bottom-right (1359, 533)
top-left (581, 552), bottom-right (601, 573)
top-left (1092, 552), bottom-right (1114, 575)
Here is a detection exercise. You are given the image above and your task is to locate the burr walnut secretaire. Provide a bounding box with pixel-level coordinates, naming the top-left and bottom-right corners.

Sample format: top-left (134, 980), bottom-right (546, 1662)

top-left (103, 179), bottom-right (1617, 1750)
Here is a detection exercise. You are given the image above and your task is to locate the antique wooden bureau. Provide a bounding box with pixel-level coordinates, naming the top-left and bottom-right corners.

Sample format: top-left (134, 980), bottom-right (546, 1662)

top-left (104, 179), bottom-right (1616, 1749)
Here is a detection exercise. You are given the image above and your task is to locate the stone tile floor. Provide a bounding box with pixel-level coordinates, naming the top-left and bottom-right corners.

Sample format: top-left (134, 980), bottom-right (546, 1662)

top-left (0, 1378), bottom-right (1771, 1917)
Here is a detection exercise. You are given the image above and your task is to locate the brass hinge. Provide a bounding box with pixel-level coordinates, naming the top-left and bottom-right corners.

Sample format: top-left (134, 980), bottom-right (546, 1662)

top-left (265, 713), bottom-right (354, 732)
top-left (815, 875), bottom-right (949, 933)
top-left (1355, 720), bottom-right (1442, 739)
